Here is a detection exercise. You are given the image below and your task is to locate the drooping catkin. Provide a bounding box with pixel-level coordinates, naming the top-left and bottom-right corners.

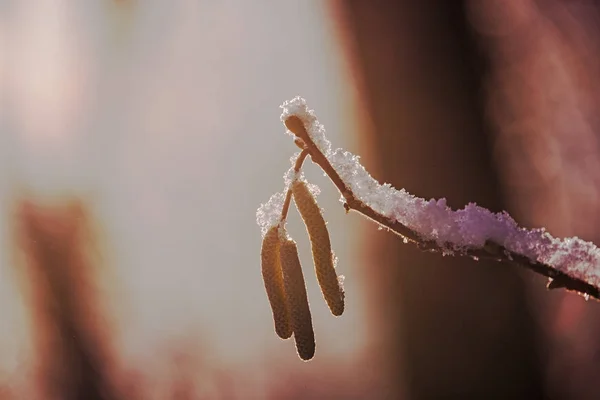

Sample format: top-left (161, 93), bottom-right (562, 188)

top-left (280, 238), bottom-right (315, 361)
top-left (292, 180), bottom-right (345, 316)
top-left (261, 225), bottom-right (292, 339)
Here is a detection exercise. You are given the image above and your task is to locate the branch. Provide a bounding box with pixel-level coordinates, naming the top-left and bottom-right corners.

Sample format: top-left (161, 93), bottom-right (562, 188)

top-left (278, 98), bottom-right (600, 301)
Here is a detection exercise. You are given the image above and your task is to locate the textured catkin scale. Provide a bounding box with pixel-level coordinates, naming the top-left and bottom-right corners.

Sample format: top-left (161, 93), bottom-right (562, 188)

top-left (292, 180), bottom-right (345, 316)
top-left (261, 226), bottom-right (292, 339)
top-left (280, 239), bottom-right (316, 361)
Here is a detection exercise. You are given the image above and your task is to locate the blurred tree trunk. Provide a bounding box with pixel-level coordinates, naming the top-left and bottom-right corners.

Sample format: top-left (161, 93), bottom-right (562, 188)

top-left (336, 2), bottom-right (547, 399)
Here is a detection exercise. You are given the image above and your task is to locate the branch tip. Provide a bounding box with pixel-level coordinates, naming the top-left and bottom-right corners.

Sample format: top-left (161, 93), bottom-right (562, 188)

top-left (284, 116), bottom-right (309, 142)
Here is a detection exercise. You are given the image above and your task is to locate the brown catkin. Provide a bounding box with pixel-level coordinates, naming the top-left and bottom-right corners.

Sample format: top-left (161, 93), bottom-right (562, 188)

top-left (292, 180), bottom-right (345, 316)
top-left (261, 226), bottom-right (292, 339)
top-left (280, 238), bottom-right (315, 361)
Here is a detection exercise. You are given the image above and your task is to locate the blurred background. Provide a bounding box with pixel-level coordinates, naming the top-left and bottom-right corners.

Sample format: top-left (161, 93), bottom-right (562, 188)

top-left (1, 0), bottom-right (600, 399)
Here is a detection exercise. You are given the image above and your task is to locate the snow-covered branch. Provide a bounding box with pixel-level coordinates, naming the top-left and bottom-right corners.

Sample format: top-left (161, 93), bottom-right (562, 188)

top-left (258, 97), bottom-right (600, 302)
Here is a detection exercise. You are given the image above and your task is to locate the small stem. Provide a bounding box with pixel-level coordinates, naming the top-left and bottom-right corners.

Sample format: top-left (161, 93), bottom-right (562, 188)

top-left (280, 149), bottom-right (310, 222)
top-left (283, 115), bottom-right (600, 301)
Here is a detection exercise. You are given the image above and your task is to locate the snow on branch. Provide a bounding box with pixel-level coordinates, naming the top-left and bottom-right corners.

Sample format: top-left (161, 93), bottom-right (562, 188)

top-left (257, 98), bottom-right (600, 361)
top-left (258, 97), bottom-right (600, 303)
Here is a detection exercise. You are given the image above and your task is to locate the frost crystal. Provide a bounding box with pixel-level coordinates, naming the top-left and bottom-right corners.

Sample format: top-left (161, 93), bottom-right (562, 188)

top-left (279, 97), bottom-right (600, 290)
top-left (256, 191), bottom-right (285, 237)
top-left (281, 97), bottom-right (332, 156)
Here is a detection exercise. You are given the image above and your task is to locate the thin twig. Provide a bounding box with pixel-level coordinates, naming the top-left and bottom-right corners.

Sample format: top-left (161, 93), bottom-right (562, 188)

top-left (284, 116), bottom-right (600, 301)
top-left (280, 148), bottom-right (310, 222)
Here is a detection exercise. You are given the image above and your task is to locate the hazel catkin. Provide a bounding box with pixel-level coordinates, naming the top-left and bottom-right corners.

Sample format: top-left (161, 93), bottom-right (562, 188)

top-left (292, 180), bottom-right (345, 316)
top-left (280, 238), bottom-right (315, 361)
top-left (261, 225), bottom-right (292, 339)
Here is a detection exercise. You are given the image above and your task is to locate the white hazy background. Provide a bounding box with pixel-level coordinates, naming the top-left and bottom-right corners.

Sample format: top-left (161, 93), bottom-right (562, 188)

top-left (0, 1), bottom-right (379, 398)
